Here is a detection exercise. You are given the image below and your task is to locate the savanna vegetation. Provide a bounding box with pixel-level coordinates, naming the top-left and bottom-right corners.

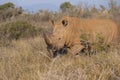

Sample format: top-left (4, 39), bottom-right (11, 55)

top-left (0, 0), bottom-right (120, 80)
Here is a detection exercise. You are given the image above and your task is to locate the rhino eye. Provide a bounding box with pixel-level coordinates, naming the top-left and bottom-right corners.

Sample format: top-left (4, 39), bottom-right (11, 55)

top-left (58, 38), bottom-right (61, 40)
top-left (62, 20), bottom-right (68, 27)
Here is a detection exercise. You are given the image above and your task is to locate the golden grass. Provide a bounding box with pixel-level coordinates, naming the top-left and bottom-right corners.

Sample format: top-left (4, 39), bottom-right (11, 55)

top-left (0, 36), bottom-right (120, 80)
top-left (0, 1), bottom-right (120, 79)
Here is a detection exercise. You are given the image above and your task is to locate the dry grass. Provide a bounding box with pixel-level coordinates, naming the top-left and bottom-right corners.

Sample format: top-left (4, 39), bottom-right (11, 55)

top-left (0, 1), bottom-right (120, 80)
top-left (0, 36), bottom-right (120, 80)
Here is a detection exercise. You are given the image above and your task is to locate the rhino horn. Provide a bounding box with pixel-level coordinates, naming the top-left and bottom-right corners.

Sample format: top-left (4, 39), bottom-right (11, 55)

top-left (43, 32), bottom-right (52, 46)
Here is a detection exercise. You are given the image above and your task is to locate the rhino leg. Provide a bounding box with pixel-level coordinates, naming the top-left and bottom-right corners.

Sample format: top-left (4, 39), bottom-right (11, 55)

top-left (67, 45), bottom-right (84, 56)
top-left (80, 40), bottom-right (95, 56)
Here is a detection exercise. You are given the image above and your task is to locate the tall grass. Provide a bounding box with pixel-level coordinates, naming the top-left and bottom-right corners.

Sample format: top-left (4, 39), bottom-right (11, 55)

top-left (0, 36), bottom-right (120, 80)
top-left (0, 0), bottom-right (120, 80)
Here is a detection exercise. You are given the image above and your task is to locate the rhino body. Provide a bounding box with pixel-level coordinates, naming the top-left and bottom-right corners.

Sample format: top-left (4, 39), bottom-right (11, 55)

top-left (44, 16), bottom-right (118, 57)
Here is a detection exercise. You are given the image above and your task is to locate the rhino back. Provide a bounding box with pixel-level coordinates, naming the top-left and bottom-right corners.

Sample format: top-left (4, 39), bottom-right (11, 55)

top-left (65, 17), bottom-right (118, 46)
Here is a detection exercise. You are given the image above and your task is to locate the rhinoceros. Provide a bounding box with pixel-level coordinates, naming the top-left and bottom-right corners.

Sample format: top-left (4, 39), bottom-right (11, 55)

top-left (43, 16), bottom-right (118, 57)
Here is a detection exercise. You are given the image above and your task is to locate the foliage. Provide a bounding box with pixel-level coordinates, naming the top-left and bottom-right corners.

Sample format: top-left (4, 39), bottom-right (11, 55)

top-left (91, 5), bottom-right (99, 14)
top-left (100, 5), bottom-right (106, 12)
top-left (80, 33), bottom-right (107, 52)
top-left (0, 37), bottom-right (120, 80)
top-left (93, 34), bottom-right (106, 51)
top-left (0, 1), bottom-right (120, 80)
top-left (80, 33), bottom-right (89, 41)
top-left (40, 10), bottom-right (51, 21)
top-left (108, 0), bottom-right (119, 16)
top-left (0, 21), bottom-right (41, 40)
top-left (60, 2), bottom-right (74, 12)
top-left (58, 0), bottom-right (120, 18)
top-left (0, 2), bottom-right (14, 10)
top-left (0, 3), bottom-right (23, 21)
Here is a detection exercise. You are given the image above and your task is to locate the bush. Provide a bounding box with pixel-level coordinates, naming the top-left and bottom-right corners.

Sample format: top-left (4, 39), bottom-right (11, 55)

top-left (0, 2), bottom-right (14, 10)
top-left (60, 2), bottom-right (74, 12)
top-left (80, 33), bottom-right (108, 53)
top-left (0, 21), bottom-right (41, 40)
top-left (0, 3), bottom-right (23, 21)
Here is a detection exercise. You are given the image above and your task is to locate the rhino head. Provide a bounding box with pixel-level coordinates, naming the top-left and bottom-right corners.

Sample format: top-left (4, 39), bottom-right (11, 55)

top-left (43, 17), bottom-right (69, 57)
top-left (43, 31), bottom-right (67, 57)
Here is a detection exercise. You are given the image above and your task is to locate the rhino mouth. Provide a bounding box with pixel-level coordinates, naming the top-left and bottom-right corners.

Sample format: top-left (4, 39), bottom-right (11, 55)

top-left (47, 44), bottom-right (68, 58)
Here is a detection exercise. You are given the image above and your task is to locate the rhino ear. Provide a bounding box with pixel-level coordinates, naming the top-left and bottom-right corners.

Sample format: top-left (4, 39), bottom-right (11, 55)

top-left (62, 20), bottom-right (68, 27)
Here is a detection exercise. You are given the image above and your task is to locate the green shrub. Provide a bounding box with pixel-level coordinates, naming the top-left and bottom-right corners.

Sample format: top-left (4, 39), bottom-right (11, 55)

top-left (60, 2), bottom-right (74, 12)
top-left (80, 33), bottom-right (89, 41)
top-left (0, 2), bottom-right (14, 10)
top-left (0, 3), bottom-right (23, 21)
top-left (0, 21), bottom-right (41, 40)
top-left (80, 33), bottom-right (108, 53)
top-left (93, 34), bottom-right (106, 52)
